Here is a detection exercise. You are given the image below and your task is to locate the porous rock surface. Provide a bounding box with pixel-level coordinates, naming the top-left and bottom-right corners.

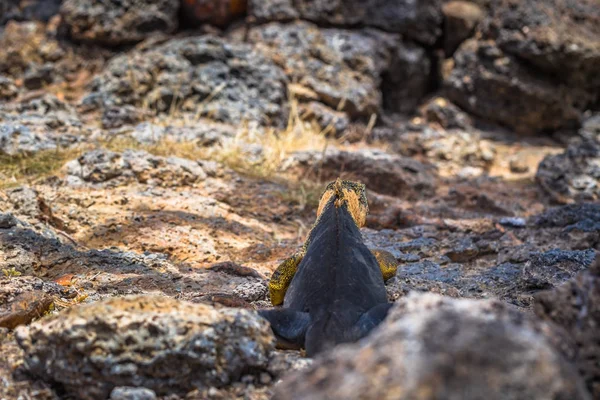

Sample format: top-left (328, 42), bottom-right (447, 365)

top-left (0, 75), bottom-right (19, 100)
top-left (535, 255), bottom-right (600, 398)
top-left (531, 202), bottom-right (600, 232)
top-left (444, 0), bottom-right (600, 134)
top-left (445, 39), bottom-right (583, 134)
top-left (248, 21), bottom-right (431, 117)
top-left (248, 0), bottom-right (443, 46)
top-left (84, 35), bottom-right (288, 127)
top-left (60, 0), bottom-right (179, 46)
top-left (274, 293), bottom-right (591, 400)
top-left (536, 139), bottom-right (600, 204)
top-left (0, 20), bottom-right (105, 89)
top-left (487, 0), bottom-right (600, 91)
top-left (64, 149), bottom-right (208, 187)
top-left (16, 295), bottom-right (276, 400)
top-left (0, 275), bottom-right (70, 329)
top-left (0, 95), bottom-right (87, 155)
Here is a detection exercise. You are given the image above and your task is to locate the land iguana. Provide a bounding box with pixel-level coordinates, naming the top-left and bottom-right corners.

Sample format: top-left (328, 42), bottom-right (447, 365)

top-left (259, 179), bottom-right (398, 356)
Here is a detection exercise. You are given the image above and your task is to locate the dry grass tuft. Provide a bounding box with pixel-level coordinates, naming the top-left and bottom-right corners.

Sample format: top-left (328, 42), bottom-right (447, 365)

top-left (210, 96), bottom-right (328, 178)
top-left (0, 147), bottom-right (84, 189)
top-left (277, 180), bottom-right (325, 211)
top-left (0, 91), bottom-right (332, 195)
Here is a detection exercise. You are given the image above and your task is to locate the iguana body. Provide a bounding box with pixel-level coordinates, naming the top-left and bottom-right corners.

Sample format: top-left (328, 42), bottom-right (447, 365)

top-left (259, 179), bottom-right (398, 356)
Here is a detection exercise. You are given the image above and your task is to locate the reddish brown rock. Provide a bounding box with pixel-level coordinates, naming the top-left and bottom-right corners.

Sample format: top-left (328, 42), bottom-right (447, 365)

top-left (181, 0), bottom-right (247, 27)
top-left (0, 291), bottom-right (53, 330)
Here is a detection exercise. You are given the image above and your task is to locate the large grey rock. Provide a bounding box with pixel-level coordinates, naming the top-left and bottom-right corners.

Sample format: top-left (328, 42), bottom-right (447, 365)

top-left (248, 22), bottom-right (388, 118)
top-left (0, 215), bottom-right (175, 277)
top-left (101, 105), bottom-right (151, 129)
top-left (445, 0), bottom-right (600, 134)
top-left (248, 0), bottom-right (443, 46)
top-left (110, 387), bottom-right (157, 400)
top-left (0, 213), bottom-right (18, 229)
top-left (535, 255), bottom-right (600, 398)
top-left (6, 187), bottom-right (48, 222)
top-left (580, 114), bottom-right (600, 142)
top-left (16, 295), bottom-right (276, 400)
top-left (64, 149), bottom-right (208, 187)
top-left (536, 140), bottom-right (600, 204)
top-left (521, 249), bottom-right (596, 290)
top-left (420, 97), bottom-right (473, 129)
top-left (248, 21), bottom-right (431, 117)
top-left (376, 231), bottom-right (595, 308)
top-left (486, 0), bottom-right (600, 92)
top-left (0, 215), bottom-right (261, 302)
top-left (445, 39), bottom-right (584, 134)
top-left (84, 35), bottom-right (288, 127)
top-left (60, 0), bottom-right (179, 46)
top-left (248, 0), bottom-right (298, 21)
top-left (275, 293), bottom-right (590, 400)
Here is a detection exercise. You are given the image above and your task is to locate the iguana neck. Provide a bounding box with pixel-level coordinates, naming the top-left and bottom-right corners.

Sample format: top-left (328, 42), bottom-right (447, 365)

top-left (307, 196), bottom-right (358, 244)
top-left (316, 184), bottom-right (367, 228)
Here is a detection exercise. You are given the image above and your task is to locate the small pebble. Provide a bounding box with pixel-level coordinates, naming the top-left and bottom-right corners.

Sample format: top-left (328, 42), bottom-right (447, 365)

top-left (110, 387), bottom-right (156, 400)
top-left (499, 217), bottom-right (526, 228)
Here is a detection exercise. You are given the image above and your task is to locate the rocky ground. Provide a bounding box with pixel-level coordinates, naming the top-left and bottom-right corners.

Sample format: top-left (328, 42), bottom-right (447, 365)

top-left (1, 0), bottom-right (599, 399)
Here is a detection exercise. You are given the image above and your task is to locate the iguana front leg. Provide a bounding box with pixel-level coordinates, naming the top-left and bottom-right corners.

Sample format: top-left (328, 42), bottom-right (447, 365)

top-left (370, 249), bottom-right (398, 281)
top-left (269, 249), bottom-right (305, 306)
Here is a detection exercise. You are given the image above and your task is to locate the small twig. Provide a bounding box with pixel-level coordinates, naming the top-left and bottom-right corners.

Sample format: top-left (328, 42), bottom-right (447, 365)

top-left (57, 230), bottom-right (82, 247)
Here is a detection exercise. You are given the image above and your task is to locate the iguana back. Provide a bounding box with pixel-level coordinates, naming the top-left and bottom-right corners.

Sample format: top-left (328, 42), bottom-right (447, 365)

top-left (259, 180), bottom-right (392, 356)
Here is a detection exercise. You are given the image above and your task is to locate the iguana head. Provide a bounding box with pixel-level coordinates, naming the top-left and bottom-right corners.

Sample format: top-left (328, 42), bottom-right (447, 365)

top-left (317, 178), bottom-right (369, 227)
